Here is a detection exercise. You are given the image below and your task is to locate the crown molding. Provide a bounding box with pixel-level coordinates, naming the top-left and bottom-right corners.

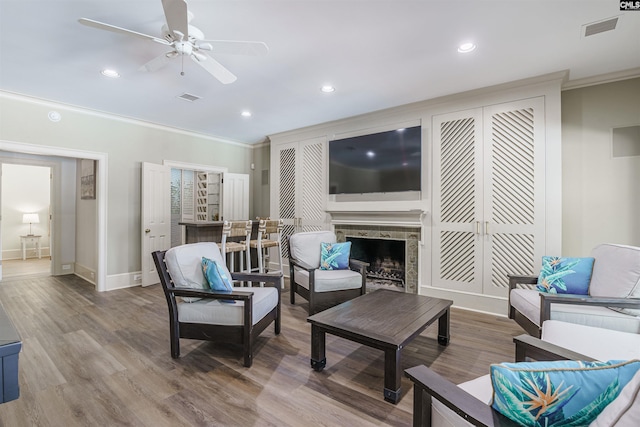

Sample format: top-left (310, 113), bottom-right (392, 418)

top-left (562, 67), bottom-right (640, 91)
top-left (0, 90), bottom-right (253, 149)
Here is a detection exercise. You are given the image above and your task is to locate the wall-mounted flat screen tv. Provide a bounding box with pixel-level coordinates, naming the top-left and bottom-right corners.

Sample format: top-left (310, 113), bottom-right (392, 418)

top-left (329, 125), bottom-right (421, 195)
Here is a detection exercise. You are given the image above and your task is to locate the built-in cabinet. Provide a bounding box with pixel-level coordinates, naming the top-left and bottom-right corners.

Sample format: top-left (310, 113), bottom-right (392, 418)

top-left (431, 97), bottom-right (546, 298)
top-left (269, 73), bottom-right (563, 314)
top-left (195, 171), bottom-right (221, 221)
top-left (272, 137), bottom-right (328, 258)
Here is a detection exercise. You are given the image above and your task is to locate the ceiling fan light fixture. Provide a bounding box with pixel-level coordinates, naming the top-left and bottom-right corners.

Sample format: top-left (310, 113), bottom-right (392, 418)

top-left (457, 42), bottom-right (476, 53)
top-left (101, 69), bottom-right (120, 78)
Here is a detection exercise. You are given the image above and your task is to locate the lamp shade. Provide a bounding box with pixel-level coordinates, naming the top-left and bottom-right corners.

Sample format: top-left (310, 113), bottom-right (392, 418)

top-left (22, 213), bottom-right (40, 224)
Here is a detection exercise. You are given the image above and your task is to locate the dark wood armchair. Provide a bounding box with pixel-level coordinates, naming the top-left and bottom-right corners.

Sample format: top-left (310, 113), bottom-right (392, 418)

top-left (405, 335), bottom-right (596, 427)
top-left (152, 243), bottom-right (282, 367)
top-left (287, 230), bottom-right (368, 315)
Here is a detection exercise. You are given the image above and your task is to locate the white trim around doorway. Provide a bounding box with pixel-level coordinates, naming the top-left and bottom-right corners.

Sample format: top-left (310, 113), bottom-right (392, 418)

top-left (0, 139), bottom-right (108, 292)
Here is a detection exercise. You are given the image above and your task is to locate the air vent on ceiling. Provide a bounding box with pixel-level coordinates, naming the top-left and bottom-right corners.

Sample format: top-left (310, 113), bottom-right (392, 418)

top-left (177, 93), bottom-right (201, 102)
top-left (582, 17), bottom-right (618, 37)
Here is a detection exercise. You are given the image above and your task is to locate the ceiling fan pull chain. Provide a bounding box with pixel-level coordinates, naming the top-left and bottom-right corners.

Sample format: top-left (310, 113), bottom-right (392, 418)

top-left (180, 53), bottom-right (185, 76)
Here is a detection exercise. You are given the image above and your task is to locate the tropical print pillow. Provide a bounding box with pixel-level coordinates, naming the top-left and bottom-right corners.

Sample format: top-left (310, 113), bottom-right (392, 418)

top-left (536, 256), bottom-right (595, 295)
top-left (490, 359), bottom-right (640, 427)
top-left (319, 242), bottom-right (351, 271)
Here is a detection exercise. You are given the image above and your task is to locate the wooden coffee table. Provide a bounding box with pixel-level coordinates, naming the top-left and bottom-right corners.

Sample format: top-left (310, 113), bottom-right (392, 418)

top-left (307, 289), bottom-right (452, 404)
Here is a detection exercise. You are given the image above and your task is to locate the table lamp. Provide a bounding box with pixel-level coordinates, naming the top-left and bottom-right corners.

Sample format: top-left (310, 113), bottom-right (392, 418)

top-left (22, 213), bottom-right (40, 236)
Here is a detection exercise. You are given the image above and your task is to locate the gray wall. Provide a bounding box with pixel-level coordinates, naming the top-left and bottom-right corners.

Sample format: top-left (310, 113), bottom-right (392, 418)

top-left (561, 77), bottom-right (640, 255)
top-left (0, 92), bottom-right (253, 278)
top-left (251, 142), bottom-right (271, 219)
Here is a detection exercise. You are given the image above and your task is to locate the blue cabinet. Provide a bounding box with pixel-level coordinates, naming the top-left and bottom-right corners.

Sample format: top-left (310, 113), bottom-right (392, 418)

top-left (0, 304), bottom-right (21, 403)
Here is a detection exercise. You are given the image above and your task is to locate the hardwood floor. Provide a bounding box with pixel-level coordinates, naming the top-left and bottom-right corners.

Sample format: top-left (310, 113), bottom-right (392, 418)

top-left (2, 258), bottom-right (51, 278)
top-left (0, 274), bottom-right (523, 426)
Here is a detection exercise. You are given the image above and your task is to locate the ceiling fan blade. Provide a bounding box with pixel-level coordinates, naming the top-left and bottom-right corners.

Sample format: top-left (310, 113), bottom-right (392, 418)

top-left (138, 51), bottom-right (175, 72)
top-left (198, 40), bottom-right (269, 56)
top-left (161, 0), bottom-right (189, 41)
top-left (78, 18), bottom-right (170, 45)
top-left (191, 54), bottom-right (237, 84)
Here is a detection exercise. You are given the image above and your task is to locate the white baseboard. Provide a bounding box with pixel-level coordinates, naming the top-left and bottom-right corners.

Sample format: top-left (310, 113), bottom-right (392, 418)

top-left (105, 271), bottom-right (142, 291)
top-left (418, 285), bottom-right (509, 316)
top-left (75, 262), bottom-right (95, 286)
top-left (2, 247), bottom-right (51, 260)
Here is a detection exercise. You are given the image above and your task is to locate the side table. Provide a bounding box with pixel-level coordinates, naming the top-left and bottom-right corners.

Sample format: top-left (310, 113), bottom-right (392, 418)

top-left (20, 235), bottom-right (42, 260)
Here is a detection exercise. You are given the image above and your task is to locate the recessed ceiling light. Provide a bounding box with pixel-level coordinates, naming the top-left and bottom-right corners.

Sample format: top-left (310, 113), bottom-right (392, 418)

top-left (241, 110), bottom-right (252, 117)
top-left (457, 42), bottom-right (476, 53)
top-left (366, 151), bottom-right (375, 158)
top-left (101, 69), bottom-right (120, 78)
top-left (321, 85), bottom-right (335, 93)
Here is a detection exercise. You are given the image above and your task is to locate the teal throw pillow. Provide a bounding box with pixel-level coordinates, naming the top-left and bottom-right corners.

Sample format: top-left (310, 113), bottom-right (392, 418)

top-left (320, 242), bottom-right (351, 271)
top-left (536, 256), bottom-right (595, 295)
top-left (201, 257), bottom-right (235, 303)
top-left (490, 359), bottom-right (640, 427)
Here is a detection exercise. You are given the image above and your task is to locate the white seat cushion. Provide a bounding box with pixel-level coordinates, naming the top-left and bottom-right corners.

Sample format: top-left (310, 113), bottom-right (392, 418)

top-left (177, 286), bottom-right (278, 326)
top-left (293, 267), bottom-right (362, 292)
top-left (541, 320), bottom-right (640, 361)
top-left (510, 288), bottom-right (640, 333)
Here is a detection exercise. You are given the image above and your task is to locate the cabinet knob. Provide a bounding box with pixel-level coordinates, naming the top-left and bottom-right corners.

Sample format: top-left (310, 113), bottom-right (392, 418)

top-left (145, 229), bottom-right (151, 233)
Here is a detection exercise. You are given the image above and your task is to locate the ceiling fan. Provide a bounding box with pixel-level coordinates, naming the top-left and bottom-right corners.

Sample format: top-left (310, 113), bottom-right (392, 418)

top-left (78, 0), bottom-right (268, 84)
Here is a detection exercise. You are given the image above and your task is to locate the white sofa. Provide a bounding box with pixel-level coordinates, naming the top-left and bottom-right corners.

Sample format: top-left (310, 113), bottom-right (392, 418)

top-left (406, 320), bottom-right (640, 427)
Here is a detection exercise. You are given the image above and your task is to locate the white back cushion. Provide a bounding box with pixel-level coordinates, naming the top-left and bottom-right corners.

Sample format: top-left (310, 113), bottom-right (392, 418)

top-left (590, 244), bottom-right (640, 298)
top-left (590, 369), bottom-right (640, 426)
top-left (289, 231), bottom-right (336, 269)
top-left (165, 243), bottom-right (231, 301)
top-left (590, 244), bottom-right (640, 316)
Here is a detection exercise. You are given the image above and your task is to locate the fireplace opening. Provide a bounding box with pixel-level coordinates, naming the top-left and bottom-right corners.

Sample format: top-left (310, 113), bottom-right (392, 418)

top-left (347, 236), bottom-right (406, 290)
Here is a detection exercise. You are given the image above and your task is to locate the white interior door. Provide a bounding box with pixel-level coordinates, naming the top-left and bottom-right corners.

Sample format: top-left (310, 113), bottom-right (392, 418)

top-left (142, 162), bottom-right (171, 286)
top-left (221, 173), bottom-right (249, 220)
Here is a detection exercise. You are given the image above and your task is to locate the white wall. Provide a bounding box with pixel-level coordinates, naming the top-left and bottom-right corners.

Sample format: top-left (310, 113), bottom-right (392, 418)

top-left (562, 77), bottom-right (640, 255)
top-left (1, 163), bottom-right (50, 258)
top-left (76, 158), bottom-right (97, 283)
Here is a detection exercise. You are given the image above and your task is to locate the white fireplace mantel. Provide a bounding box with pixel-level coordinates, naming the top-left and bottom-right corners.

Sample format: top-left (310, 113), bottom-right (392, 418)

top-left (327, 209), bottom-right (426, 228)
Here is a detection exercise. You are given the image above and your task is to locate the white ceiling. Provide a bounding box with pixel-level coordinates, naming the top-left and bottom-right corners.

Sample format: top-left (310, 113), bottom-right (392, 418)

top-left (1, 1), bottom-right (639, 144)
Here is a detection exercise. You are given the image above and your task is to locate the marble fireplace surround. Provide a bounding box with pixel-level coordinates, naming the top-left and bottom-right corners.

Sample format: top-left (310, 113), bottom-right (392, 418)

top-left (331, 210), bottom-right (423, 294)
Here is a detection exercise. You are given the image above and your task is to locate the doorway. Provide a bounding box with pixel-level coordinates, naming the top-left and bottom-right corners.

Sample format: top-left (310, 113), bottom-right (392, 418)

top-left (1, 163), bottom-right (52, 278)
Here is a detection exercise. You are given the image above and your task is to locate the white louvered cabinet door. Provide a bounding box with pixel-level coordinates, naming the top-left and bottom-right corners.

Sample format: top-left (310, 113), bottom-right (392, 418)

top-left (432, 109), bottom-right (485, 294)
top-left (275, 137), bottom-right (327, 262)
top-left (432, 97), bottom-right (545, 298)
top-left (482, 97), bottom-right (545, 297)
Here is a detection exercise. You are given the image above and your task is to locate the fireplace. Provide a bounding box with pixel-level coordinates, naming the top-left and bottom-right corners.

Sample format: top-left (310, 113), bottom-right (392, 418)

top-left (334, 223), bottom-right (420, 294)
top-left (347, 237), bottom-right (406, 289)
